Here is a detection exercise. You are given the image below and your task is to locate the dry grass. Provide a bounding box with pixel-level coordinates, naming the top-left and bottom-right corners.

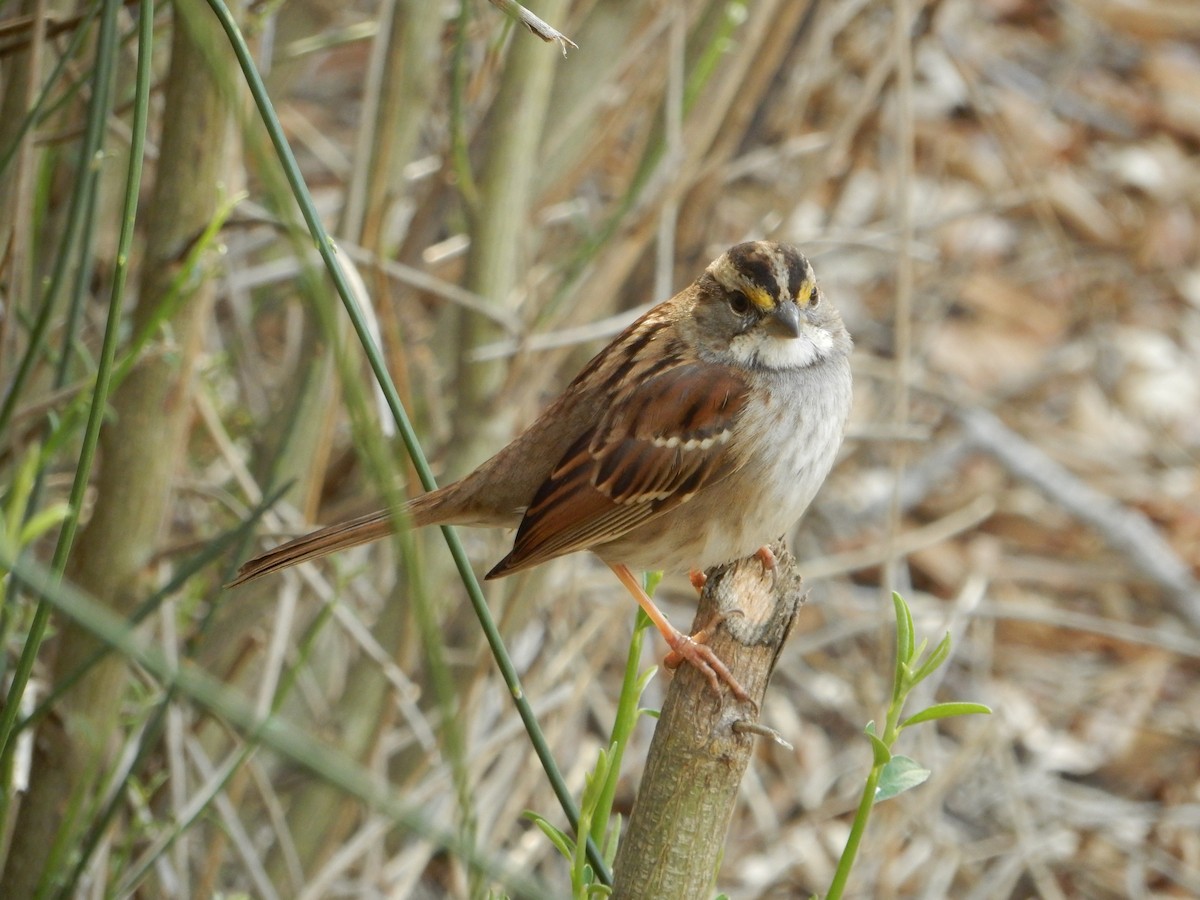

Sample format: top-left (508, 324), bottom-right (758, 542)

top-left (3, 0), bottom-right (1199, 896)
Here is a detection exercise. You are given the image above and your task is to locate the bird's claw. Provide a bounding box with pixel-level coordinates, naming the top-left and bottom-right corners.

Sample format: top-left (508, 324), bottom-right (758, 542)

top-left (662, 612), bottom-right (751, 704)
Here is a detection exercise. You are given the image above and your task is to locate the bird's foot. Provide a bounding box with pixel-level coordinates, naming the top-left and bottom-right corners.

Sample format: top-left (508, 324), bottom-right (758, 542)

top-left (662, 611), bottom-right (749, 703)
top-left (608, 562), bottom-right (751, 704)
top-left (754, 545), bottom-right (777, 572)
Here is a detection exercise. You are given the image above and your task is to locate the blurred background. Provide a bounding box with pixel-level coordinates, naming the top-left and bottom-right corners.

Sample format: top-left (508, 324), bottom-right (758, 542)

top-left (1, 0), bottom-right (1198, 896)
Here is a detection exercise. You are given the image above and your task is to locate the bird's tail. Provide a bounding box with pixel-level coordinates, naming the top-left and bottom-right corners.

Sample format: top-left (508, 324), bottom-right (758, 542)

top-left (227, 508), bottom-right (399, 587)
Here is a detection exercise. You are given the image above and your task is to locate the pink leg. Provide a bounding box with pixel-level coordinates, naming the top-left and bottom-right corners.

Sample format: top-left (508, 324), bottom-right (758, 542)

top-left (663, 608), bottom-right (735, 670)
top-left (609, 563), bottom-right (750, 702)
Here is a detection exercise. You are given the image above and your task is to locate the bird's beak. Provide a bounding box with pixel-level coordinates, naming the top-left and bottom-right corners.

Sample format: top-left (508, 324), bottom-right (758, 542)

top-left (769, 301), bottom-right (803, 338)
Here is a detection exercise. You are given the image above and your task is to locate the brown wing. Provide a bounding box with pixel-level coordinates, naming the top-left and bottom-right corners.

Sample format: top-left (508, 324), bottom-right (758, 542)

top-left (486, 362), bottom-right (750, 577)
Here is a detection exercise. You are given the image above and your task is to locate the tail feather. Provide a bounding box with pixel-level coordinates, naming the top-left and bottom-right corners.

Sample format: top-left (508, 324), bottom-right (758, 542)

top-left (227, 509), bottom-right (396, 587)
top-left (228, 483), bottom-right (512, 588)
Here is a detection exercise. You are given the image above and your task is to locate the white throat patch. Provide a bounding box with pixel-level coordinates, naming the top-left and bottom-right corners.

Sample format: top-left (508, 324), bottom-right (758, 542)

top-left (728, 323), bottom-right (833, 370)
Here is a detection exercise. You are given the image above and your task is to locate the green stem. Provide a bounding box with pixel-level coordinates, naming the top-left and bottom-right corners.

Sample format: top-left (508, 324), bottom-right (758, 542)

top-left (592, 608), bottom-right (652, 850)
top-left (202, 0), bottom-right (611, 886)
top-left (0, 0), bottom-right (123, 804)
top-left (1, 548), bottom-right (555, 900)
top-left (826, 761), bottom-right (883, 900)
top-left (0, 6), bottom-right (101, 437)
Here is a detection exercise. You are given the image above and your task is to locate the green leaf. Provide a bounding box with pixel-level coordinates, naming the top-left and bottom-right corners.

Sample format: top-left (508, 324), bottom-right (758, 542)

top-left (865, 730), bottom-right (891, 767)
top-left (874, 756), bottom-right (930, 803)
top-left (910, 632), bottom-right (952, 686)
top-left (911, 636), bottom-right (929, 669)
top-left (901, 702), bottom-right (992, 729)
top-left (524, 811), bottom-right (574, 861)
top-left (892, 592), bottom-right (914, 662)
top-left (19, 503), bottom-right (71, 546)
top-left (582, 746), bottom-right (613, 811)
top-left (577, 755), bottom-right (613, 888)
top-left (643, 570), bottom-right (664, 595)
top-left (3, 444), bottom-right (40, 539)
top-left (603, 813), bottom-right (621, 866)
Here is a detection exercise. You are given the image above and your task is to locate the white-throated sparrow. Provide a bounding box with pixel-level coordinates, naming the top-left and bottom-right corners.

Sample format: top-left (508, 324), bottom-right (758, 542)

top-left (232, 241), bottom-right (853, 701)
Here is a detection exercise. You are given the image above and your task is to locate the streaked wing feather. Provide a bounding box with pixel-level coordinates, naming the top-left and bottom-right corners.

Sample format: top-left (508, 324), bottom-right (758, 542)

top-left (487, 363), bottom-right (750, 577)
top-left (492, 486), bottom-right (660, 569)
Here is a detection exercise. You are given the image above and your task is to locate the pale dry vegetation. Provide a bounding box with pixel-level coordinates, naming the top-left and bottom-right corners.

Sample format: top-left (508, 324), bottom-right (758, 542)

top-left (1, 0), bottom-right (1198, 897)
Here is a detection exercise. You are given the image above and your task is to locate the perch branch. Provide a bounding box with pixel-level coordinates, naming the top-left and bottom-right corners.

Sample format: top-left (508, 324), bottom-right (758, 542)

top-left (612, 540), bottom-right (805, 898)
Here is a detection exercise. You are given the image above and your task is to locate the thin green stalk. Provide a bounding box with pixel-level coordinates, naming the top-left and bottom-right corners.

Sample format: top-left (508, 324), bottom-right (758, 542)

top-left (827, 701), bottom-right (906, 900)
top-left (681, 1), bottom-right (745, 114)
top-left (21, 487), bottom-right (285, 895)
top-left (49, 17), bottom-right (223, 862)
top-left (0, 20), bottom-right (108, 436)
top-left (0, 7), bottom-right (98, 180)
top-left (202, 0), bottom-right (612, 885)
top-left (0, 548), bottom-right (556, 900)
top-left (62, 696), bottom-right (173, 898)
top-left (0, 0), bottom-right (123, 796)
top-left (51, 0), bottom-right (146, 607)
top-left (826, 762), bottom-right (880, 900)
top-left (52, 161), bottom-right (99, 391)
top-left (109, 585), bottom-right (336, 898)
top-left (591, 605), bottom-right (653, 852)
top-left (827, 598), bottom-right (911, 900)
top-left (0, 0), bottom-right (147, 858)
top-left (33, 774), bottom-right (91, 900)
top-left (825, 594), bottom-right (990, 899)
top-left (22, 487), bottom-right (287, 733)
top-left (306, 259), bottom-right (482, 883)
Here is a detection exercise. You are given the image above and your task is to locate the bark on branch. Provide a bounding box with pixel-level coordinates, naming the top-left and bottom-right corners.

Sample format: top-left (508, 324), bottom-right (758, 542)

top-left (612, 539), bottom-right (805, 898)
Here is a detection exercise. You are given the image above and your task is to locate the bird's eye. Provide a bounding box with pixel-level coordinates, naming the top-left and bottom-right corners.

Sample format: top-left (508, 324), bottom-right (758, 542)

top-left (728, 291), bottom-right (752, 315)
top-left (808, 285), bottom-right (820, 306)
